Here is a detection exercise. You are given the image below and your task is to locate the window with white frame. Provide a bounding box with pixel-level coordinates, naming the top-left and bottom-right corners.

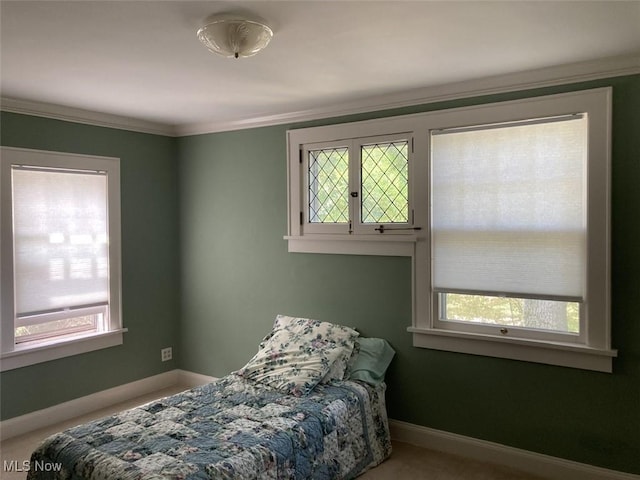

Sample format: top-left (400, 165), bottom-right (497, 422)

top-left (301, 135), bottom-right (413, 236)
top-left (412, 88), bottom-right (615, 372)
top-left (1, 147), bottom-right (123, 371)
top-left (287, 118), bottom-right (420, 256)
top-left (287, 87), bottom-right (615, 372)
top-left (431, 115), bottom-right (587, 342)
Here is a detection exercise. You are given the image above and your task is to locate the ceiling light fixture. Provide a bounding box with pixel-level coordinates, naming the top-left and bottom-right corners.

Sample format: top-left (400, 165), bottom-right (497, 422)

top-left (197, 17), bottom-right (273, 59)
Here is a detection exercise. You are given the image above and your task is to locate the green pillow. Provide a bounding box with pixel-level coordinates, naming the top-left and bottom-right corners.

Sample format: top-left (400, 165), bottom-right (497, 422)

top-left (348, 338), bottom-right (395, 386)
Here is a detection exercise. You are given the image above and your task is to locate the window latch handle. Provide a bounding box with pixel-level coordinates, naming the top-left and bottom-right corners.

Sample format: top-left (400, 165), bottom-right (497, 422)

top-left (375, 225), bottom-right (422, 233)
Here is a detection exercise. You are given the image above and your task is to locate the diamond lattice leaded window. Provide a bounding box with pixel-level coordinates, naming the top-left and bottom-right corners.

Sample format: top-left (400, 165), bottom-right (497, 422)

top-left (308, 147), bottom-right (349, 223)
top-left (361, 141), bottom-right (409, 223)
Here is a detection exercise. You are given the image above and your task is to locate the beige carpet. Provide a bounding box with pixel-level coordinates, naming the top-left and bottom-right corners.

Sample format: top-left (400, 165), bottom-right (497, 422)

top-left (360, 442), bottom-right (545, 480)
top-left (1, 387), bottom-right (545, 480)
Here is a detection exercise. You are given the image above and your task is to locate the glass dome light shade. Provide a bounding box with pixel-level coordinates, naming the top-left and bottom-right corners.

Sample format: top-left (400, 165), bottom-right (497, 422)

top-left (197, 19), bottom-right (273, 59)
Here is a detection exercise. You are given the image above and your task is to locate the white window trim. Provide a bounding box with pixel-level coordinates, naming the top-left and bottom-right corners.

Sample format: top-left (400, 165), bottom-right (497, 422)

top-left (1, 147), bottom-right (125, 371)
top-left (414, 88), bottom-right (615, 372)
top-left (287, 116), bottom-right (420, 256)
top-left (286, 87), bottom-right (616, 372)
top-left (0, 329), bottom-right (126, 371)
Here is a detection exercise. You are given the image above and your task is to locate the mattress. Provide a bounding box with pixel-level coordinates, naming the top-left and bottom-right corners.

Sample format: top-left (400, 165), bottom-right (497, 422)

top-left (27, 374), bottom-right (391, 479)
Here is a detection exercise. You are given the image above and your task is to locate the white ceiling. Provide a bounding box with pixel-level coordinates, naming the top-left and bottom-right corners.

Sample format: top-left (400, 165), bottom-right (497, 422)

top-left (1, 1), bottom-right (639, 135)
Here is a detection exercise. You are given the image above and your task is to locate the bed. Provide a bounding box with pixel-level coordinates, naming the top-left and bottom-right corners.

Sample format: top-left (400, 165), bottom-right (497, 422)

top-left (27, 315), bottom-right (395, 480)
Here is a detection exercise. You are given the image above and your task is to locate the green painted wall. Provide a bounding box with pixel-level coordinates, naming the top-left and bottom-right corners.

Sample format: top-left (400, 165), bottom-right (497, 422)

top-left (0, 113), bottom-right (181, 419)
top-left (177, 75), bottom-right (640, 474)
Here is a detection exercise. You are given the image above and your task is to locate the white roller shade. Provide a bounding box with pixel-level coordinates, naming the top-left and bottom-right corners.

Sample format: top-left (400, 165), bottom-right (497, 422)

top-left (431, 116), bottom-right (587, 299)
top-left (12, 167), bottom-right (109, 315)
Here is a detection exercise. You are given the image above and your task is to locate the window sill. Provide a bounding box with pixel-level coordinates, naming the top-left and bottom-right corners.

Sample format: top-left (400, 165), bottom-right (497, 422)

top-left (284, 234), bottom-right (417, 256)
top-left (0, 329), bottom-right (127, 372)
top-left (408, 327), bottom-right (617, 373)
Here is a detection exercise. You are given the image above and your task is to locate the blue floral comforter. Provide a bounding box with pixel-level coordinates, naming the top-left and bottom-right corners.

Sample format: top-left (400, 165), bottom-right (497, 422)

top-left (27, 374), bottom-right (391, 479)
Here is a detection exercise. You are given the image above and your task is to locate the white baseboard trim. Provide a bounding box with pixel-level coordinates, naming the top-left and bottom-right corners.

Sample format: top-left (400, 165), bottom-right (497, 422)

top-left (0, 369), bottom-right (216, 441)
top-left (389, 419), bottom-right (640, 480)
top-left (176, 369), bottom-right (217, 388)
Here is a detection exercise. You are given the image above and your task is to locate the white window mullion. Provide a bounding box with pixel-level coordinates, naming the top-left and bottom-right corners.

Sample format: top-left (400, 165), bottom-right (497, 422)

top-left (412, 131), bottom-right (432, 330)
top-left (105, 160), bottom-right (122, 333)
top-left (348, 139), bottom-right (359, 234)
top-left (582, 88), bottom-right (612, 351)
top-left (0, 157), bottom-right (17, 353)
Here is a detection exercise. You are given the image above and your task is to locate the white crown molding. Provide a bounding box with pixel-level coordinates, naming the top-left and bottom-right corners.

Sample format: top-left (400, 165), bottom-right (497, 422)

top-left (0, 97), bottom-right (177, 137)
top-left (176, 53), bottom-right (640, 136)
top-left (2, 54), bottom-right (639, 138)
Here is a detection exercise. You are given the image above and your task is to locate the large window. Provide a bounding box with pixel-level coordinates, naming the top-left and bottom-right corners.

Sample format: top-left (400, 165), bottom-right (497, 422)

top-left (1, 147), bottom-right (123, 371)
top-left (287, 87), bottom-right (615, 372)
top-left (430, 115), bottom-right (587, 343)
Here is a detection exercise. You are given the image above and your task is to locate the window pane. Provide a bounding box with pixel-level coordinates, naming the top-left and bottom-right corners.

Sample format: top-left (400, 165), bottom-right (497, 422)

top-left (443, 293), bottom-right (579, 333)
top-left (12, 167), bottom-right (109, 315)
top-left (308, 147), bottom-right (349, 223)
top-left (361, 141), bottom-right (409, 223)
top-left (431, 116), bottom-right (586, 298)
top-left (15, 313), bottom-right (101, 343)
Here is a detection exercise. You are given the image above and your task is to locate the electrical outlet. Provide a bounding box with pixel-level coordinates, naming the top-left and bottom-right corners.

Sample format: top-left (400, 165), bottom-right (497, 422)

top-left (161, 347), bottom-right (172, 362)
